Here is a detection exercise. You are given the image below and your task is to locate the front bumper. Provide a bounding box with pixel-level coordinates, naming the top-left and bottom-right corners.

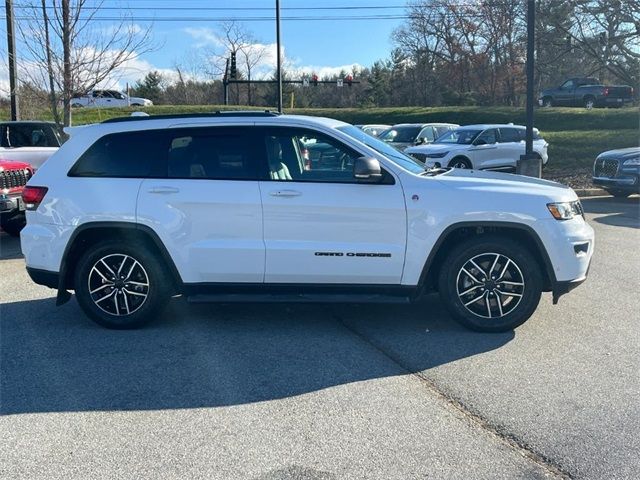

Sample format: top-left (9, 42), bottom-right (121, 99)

top-left (593, 174), bottom-right (640, 193)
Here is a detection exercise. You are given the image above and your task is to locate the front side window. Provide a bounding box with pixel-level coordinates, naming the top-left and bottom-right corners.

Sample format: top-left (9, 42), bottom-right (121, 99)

top-left (167, 129), bottom-right (260, 180)
top-left (561, 80), bottom-right (575, 90)
top-left (435, 129), bottom-right (482, 145)
top-left (262, 128), bottom-right (362, 183)
top-left (476, 129), bottom-right (497, 144)
top-left (418, 127), bottom-right (435, 142)
top-left (378, 126), bottom-right (421, 144)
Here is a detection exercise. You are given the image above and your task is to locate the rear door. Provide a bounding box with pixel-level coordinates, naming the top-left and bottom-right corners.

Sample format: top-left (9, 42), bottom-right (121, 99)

top-left (257, 127), bottom-right (407, 284)
top-left (497, 127), bottom-right (524, 168)
top-left (137, 126), bottom-right (267, 284)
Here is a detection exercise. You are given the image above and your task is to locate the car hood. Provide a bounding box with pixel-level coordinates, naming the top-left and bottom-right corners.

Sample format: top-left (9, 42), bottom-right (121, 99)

top-left (0, 158), bottom-right (32, 170)
top-left (596, 147), bottom-right (640, 160)
top-left (406, 143), bottom-right (466, 154)
top-left (435, 168), bottom-right (575, 201)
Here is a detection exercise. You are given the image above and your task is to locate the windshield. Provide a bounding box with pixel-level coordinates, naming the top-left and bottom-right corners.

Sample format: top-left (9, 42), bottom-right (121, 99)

top-left (338, 125), bottom-right (425, 174)
top-left (435, 128), bottom-right (482, 145)
top-left (378, 126), bottom-right (421, 143)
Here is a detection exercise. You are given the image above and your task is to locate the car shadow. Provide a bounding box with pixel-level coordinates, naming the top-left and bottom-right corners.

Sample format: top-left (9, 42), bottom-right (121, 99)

top-left (0, 233), bottom-right (22, 260)
top-left (582, 196), bottom-right (640, 229)
top-left (0, 295), bottom-right (513, 415)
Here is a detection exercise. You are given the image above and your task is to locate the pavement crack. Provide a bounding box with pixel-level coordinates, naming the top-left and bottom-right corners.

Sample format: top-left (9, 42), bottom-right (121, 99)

top-left (331, 312), bottom-right (572, 480)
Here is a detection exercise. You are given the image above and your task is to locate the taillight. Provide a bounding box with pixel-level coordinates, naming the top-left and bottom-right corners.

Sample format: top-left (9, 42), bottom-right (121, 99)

top-left (603, 87), bottom-right (609, 96)
top-left (22, 186), bottom-right (48, 210)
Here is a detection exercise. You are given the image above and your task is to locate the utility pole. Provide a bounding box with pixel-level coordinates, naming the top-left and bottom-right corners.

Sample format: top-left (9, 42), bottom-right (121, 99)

top-left (5, 0), bottom-right (19, 121)
top-left (275, 0), bottom-right (282, 113)
top-left (518, 0), bottom-right (540, 178)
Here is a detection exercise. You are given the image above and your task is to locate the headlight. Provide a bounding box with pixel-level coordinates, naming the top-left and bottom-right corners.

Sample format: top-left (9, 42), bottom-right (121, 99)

top-left (622, 157), bottom-right (640, 166)
top-left (425, 152), bottom-right (449, 158)
top-left (547, 201), bottom-right (583, 220)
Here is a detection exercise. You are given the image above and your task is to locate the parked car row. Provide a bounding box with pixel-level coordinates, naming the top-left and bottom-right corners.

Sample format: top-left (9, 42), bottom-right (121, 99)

top-left (357, 122), bottom-right (548, 172)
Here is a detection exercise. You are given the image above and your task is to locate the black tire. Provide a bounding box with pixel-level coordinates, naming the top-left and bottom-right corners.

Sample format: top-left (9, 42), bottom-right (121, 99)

top-left (438, 235), bottom-right (543, 332)
top-left (71, 103), bottom-right (83, 108)
top-left (583, 96), bottom-right (596, 109)
top-left (1, 214), bottom-right (25, 237)
top-left (74, 241), bottom-right (172, 329)
top-left (607, 189), bottom-right (631, 198)
top-left (542, 97), bottom-right (553, 108)
top-left (448, 156), bottom-right (472, 169)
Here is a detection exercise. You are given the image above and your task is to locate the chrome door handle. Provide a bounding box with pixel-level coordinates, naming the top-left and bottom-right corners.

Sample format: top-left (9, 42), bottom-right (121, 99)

top-left (148, 186), bottom-right (180, 194)
top-left (269, 190), bottom-right (302, 197)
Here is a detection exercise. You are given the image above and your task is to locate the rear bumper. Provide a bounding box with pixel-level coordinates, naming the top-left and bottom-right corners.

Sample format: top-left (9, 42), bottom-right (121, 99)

top-left (26, 267), bottom-right (59, 289)
top-left (597, 97), bottom-right (633, 107)
top-left (0, 194), bottom-right (24, 215)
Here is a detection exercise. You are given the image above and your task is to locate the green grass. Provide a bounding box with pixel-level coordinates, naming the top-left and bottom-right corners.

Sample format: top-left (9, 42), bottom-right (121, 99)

top-left (544, 129), bottom-right (639, 173)
top-left (2, 104), bottom-right (638, 176)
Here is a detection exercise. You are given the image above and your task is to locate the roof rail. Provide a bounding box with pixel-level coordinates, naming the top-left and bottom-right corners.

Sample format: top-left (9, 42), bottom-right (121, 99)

top-left (101, 110), bottom-right (281, 124)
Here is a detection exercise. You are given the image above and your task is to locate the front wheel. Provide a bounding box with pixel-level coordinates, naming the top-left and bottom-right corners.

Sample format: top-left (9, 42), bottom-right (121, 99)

top-left (74, 241), bottom-right (171, 329)
top-left (448, 157), bottom-right (472, 169)
top-left (542, 97), bottom-right (553, 108)
top-left (607, 189), bottom-right (631, 198)
top-left (438, 236), bottom-right (543, 332)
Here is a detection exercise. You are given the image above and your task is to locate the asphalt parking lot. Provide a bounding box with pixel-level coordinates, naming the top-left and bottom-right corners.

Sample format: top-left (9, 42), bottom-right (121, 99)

top-left (1, 196), bottom-right (639, 479)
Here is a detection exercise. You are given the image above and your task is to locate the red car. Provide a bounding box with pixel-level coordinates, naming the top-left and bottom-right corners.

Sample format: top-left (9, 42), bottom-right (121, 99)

top-left (0, 158), bottom-right (35, 236)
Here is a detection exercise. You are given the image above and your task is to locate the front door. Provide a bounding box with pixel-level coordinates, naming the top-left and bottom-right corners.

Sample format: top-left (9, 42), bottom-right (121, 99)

top-left (257, 127), bottom-right (407, 284)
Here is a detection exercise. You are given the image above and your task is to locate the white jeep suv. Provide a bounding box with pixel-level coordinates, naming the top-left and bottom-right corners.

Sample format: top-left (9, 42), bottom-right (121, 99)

top-left (21, 112), bottom-right (592, 332)
top-left (405, 124), bottom-right (549, 171)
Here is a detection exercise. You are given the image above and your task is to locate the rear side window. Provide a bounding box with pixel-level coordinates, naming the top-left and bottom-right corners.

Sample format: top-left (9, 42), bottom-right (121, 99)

top-left (69, 130), bottom-right (166, 178)
top-left (498, 128), bottom-right (521, 143)
top-left (167, 129), bottom-right (261, 180)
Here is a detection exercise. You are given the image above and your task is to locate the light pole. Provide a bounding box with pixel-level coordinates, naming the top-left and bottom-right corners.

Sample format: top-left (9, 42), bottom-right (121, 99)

top-left (275, 0), bottom-right (282, 113)
top-left (518, 0), bottom-right (540, 177)
top-left (5, 0), bottom-right (19, 121)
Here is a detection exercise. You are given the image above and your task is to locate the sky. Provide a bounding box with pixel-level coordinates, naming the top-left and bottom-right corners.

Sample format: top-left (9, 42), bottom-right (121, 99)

top-left (0, 0), bottom-right (408, 94)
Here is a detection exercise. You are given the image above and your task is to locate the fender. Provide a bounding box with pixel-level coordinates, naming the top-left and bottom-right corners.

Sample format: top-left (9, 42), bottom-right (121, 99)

top-left (56, 221), bottom-right (182, 305)
top-left (417, 220), bottom-right (558, 297)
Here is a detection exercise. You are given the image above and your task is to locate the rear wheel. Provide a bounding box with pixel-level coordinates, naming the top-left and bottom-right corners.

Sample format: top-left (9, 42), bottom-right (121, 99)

top-left (74, 241), bottom-right (171, 329)
top-left (438, 236), bottom-right (543, 332)
top-left (584, 96), bottom-right (596, 109)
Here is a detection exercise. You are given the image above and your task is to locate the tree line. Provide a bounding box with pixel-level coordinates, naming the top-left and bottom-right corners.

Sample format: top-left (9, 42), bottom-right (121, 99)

top-left (7, 0), bottom-right (639, 121)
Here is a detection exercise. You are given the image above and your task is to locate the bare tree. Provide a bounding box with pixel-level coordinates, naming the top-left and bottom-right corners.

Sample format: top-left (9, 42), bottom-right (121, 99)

top-left (18, 0), bottom-right (154, 125)
top-left (205, 21), bottom-right (269, 105)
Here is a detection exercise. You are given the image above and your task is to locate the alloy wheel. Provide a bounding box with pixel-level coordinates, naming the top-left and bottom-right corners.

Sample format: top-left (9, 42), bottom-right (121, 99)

top-left (455, 252), bottom-right (525, 319)
top-left (87, 253), bottom-right (150, 316)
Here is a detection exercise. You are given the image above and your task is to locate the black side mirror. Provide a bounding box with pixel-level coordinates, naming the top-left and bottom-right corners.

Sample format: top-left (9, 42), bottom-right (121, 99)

top-left (415, 137), bottom-right (425, 145)
top-left (354, 157), bottom-right (383, 182)
top-left (474, 138), bottom-right (487, 146)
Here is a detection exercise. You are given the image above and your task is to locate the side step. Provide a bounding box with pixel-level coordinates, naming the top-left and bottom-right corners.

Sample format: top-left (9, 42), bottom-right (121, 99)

top-left (187, 293), bottom-right (411, 304)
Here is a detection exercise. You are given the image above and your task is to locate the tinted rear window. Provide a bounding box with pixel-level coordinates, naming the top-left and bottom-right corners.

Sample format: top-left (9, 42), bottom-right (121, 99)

top-left (69, 130), bottom-right (166, 178)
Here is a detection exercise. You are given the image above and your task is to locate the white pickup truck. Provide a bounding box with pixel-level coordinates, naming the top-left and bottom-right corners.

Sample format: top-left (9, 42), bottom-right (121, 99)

top-left (0, 121), bottom-right (63, 169)
top-left (71, 90), bottom-right (153, 108)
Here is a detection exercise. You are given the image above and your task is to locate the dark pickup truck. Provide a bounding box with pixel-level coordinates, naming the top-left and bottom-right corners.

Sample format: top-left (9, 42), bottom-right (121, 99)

top-left (539, 77), bottom-right (634, 109)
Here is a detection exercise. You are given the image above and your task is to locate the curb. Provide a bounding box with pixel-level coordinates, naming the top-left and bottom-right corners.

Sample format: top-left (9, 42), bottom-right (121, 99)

top-left (574, 188), bottom-right (609, 198)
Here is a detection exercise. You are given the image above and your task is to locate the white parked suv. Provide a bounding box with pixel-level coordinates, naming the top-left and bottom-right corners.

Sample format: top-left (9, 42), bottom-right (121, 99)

top-left (405, 124), bottom-right (549, 171)
top-left (21, 112), bottom-right (593, 332)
